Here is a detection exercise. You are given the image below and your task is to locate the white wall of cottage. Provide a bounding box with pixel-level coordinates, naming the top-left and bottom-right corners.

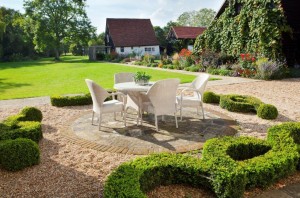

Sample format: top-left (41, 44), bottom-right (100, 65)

top-left (115, 46), bottom-right (160, 56)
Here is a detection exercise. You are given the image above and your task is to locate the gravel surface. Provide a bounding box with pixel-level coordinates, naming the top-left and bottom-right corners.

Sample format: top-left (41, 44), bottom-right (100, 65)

top-left (0, 78), bottom-right (299, 197)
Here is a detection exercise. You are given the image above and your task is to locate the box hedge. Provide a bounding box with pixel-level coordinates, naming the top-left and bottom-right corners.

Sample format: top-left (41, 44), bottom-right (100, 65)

top-left (104, 122), bottom-right (300, 198)
top-left (50, 93), bottom-right (92, 107)
top-left (203, 91), bottom-right (220, 104)
top-left (0, 107), bottom-right (43, 171)
top-left (0, 138), bottom-right (40, 171)
top-left (219, 94), bottom-right (262, 113)
top-left (257, 104), bottom-right (278, 120)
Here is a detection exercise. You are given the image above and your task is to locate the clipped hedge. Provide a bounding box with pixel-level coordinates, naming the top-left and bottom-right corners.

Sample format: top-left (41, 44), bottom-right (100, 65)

top-left (203, 136), bottom-right (298, 188)
top-left (267, 122), bottom-right (300, 169)
top-left (104, 153), bottom-right (245, 198)
top-left (220, 94), bottom-right (262, 113)
top-left (0, 107), bottom-right (43, 171)
top-left (0, 138), bottom-right (40, 171)
top-left (257, 104), bottom-right (278, 120)
top-left (203, 91), bottom-right (220, 104)
top-left (50, 93), bottom-right (92, 107)
top-left (104, 122), bottom-right (300, 197)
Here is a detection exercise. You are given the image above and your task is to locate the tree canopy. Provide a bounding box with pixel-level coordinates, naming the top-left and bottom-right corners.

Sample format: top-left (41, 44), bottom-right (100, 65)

top-left (177, 8), bottom-right (216, 27)
top-left (24, 0), bottom-right (96, 60)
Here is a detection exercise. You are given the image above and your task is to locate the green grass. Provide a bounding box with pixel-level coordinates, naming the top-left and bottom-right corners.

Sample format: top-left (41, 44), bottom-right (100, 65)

top-left (0, 56), bottom-right (198, 100)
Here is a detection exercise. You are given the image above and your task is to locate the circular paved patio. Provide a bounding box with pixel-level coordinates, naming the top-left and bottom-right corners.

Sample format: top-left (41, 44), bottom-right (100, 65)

top-left (61, 108), bottom-right (238, 155)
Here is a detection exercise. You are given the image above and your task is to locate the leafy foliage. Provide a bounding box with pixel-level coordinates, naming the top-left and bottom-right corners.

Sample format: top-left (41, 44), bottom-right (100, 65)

top-left (0, 138), bottom-right (40, 171)
top-left (50, 93), bottom-right (93, 107)
top-left (220, 94), bottom-right (262, 113)
top-left (24, 0), bottom-right (96, 60)
top-left (194, 0), bottom-right (291, 60)
top-left (257, 104), bottom-right (278, 120)
top-left (203, 91), bottom-right (220, 104)
top-left (177, 8), bottom-right (216, 27)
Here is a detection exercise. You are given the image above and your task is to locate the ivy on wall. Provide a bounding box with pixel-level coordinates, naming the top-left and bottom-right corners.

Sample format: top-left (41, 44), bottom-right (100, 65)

top-left (194, 0), bottom-right (291, 60)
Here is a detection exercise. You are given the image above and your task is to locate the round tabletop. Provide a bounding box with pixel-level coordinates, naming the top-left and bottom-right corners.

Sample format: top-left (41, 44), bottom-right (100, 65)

top-left (114, 82), bottom-right (154, 92)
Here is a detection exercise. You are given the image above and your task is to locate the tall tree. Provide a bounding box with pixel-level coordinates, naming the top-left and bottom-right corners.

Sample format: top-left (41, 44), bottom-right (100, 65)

top-left (24, 0), bottom-right (96, 60)
top-left (177, 8), bottom-right (216, 27)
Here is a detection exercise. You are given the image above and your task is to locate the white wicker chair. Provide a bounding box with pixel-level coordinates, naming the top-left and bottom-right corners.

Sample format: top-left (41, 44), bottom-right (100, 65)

top-left (85, 79), bottom-right (126, 130)
top-left (177, 74), bottom-right (210, 120)
top-left (139, 78), bottom-right (180, 131)
top-left (114, 72), bottom-right (135, 84)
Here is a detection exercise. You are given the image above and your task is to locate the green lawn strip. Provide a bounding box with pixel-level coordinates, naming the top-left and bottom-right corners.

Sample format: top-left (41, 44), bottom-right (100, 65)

top-left (0, 56), bottom-right (197, 100)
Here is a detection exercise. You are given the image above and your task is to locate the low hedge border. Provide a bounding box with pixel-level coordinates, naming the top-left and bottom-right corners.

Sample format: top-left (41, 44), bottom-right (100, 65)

top-left (50, 93), bottom-right (92, 107)
top-left (104, 122), bottom-right (300, 198)
top-left (267, 122), bottom-right (300, 169)
top-left (0, 107), bottom-right (43, 171)
top-left (50, 92), bottom-right (114, 107)
top-left (203, 91), bottom-right (278, 120)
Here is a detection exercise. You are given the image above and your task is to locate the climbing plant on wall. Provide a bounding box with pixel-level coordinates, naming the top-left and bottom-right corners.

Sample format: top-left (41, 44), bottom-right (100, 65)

top-left (194, 0), bottom-right (291, 60)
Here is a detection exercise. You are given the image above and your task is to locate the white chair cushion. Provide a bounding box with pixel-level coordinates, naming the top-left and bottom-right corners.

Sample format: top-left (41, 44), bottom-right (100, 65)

top-left (177, 96), bottom-right (201, 106)
top-left (102, 99), bottom-right (124, 113)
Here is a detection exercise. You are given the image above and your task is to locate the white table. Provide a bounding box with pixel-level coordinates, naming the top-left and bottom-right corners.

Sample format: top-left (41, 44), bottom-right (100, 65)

top-left (114, 82), bottom-right (154, 111)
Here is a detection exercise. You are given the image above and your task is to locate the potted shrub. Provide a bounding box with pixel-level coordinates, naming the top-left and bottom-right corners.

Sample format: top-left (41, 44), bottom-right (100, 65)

top-left (134, 71), bottom-right (151, 85)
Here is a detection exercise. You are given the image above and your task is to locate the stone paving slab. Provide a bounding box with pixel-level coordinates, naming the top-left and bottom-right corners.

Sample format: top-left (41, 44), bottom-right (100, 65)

top-left (59, 108), bottom-right (238, 155)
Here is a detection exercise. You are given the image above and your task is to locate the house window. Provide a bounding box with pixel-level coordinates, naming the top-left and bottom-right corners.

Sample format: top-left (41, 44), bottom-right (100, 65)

top-left (145, 47), bottom-right (151, 52)
top-left (131, 47), bottom-right (134, 50)
top-left (152, 47), bottom-right (155, 51)
top-left (120, 47), bottom-right (124, 52)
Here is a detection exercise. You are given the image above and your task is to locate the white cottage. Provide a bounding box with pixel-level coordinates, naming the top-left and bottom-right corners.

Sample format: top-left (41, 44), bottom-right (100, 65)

top-left (105, 18), bottom-right (160, 56)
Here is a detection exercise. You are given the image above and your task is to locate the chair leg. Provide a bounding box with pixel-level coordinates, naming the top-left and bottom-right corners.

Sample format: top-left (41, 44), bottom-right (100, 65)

top-left (197, 107), bottom-right (199, 115)
top-left (114, 112), bottom-right (116, 121)
top-left (123, 110), bottom-right (126, 127)
top-left (201, 103), bottom-right (205, 119)
top-left (155, 115), bottom-right (158, 131)
top-left (180, 106), bottom-right (183, 121)
top-left (92, 111), bottom-right (94, 125)
top-left (140, 110), bottom-right (143, 126)
top-left (175, 113), bottom-right (178, 128)
top-left (98, 113), bottom-right (102, 131)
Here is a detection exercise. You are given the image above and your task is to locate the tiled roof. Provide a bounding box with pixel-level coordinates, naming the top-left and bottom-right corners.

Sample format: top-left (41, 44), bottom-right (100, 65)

top-left (171, 26), bottom-right (207, 39)
top-left (106, 18), bottom-right (159, 47)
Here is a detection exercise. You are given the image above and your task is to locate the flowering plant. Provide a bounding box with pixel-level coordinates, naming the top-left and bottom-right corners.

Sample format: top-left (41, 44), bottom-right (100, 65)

top-left (238, 53), bottom-right (256, 77)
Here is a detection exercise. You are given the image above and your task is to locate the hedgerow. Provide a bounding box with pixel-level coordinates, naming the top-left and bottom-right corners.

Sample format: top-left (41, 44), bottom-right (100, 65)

top-left (0, 107), bottom-right (43, 171)
top-left (50, 93), bottom-right (92, 107)
top-left (104, 122), bottom-right (300, 198)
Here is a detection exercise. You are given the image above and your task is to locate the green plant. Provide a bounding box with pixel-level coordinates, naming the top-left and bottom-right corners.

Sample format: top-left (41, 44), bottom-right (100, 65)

top-left (51, 93), bottom-right (93, 107)
top-left (134, 71), bottom-right (152, 82)
top-left (20, 107), bottom-right (43, 122)
top-left (194, 0), bottom-right (290, 61)
top-left (257, 104), bottom-right (278, 120)
top-left (203, 91), bottom-right (220, 104)
top-left (220, 94), bottom-right (262, 113)
top-left (256, 58), bottom-right (287, 80)
top-left (0, 138), bottom-right (40, 171)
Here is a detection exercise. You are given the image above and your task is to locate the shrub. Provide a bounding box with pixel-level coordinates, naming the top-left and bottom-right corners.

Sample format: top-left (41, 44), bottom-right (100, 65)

top-left (220, 94), bottom-right (262, 113)
top-left (50, 93), bottom-right (92, 107)
top-left (203, 91), bottom-right (220, 104)
top-left (3, 107), bottom-right (43, 127)
top-left (257, 104), bottom-right (278, 120)
top-left (0, 121), bottom-right (42, 142)
top-left (0, 138), bottom-right (40, 171)
top-left (267, 122), bottom-right (300, 169)
top-left (256, 58), bottom-right (287, 80)
top-left (203, 136), bottom-right (298, 188)
top-left (207, 68), bottom-right (234, 76)
top-left (20, 107), bottom-right (43, 122)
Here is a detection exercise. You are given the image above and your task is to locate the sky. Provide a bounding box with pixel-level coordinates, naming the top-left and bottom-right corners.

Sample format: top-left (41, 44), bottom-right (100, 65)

top-left (1, 0), bottom-right (224, 34)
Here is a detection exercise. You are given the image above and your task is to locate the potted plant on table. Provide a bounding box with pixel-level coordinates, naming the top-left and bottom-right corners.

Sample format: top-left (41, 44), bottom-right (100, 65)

top-left (134, 71), bottom-right (152, 85)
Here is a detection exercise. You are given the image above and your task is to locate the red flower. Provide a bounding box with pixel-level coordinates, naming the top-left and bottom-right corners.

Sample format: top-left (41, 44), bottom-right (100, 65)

top-left (246, 53), bottom-right (251, 60)
top-left (240, 53), bottom-right (245, 60)
top-left (252, 57), bottom-right (256, 62)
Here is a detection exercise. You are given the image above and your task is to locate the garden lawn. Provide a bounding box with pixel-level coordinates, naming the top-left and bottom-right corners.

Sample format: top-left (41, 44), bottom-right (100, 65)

top-left (0, 56), bottom-right (196, 100)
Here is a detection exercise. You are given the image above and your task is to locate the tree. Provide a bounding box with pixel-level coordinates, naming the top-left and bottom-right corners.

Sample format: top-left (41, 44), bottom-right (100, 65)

top-left (177, 8), bottom-right (216, 27)
top-left (88, 32), bottom-right (105, 46)
top-left (0, 7), bottom-right (35, 61)
top-left (24, 0), bottom-right (96, 60)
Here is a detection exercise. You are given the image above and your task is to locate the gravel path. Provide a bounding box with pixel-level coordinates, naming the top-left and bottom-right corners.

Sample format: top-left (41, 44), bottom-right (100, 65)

top-left (0, 77), bottom-right (299, 197)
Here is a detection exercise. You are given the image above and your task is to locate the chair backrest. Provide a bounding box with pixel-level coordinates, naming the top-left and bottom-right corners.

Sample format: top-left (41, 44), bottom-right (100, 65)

top-left (114, 73), bottom-right (135, 84)
top-left (85, 79), bottom-right (109, 112)
top-left (147, 78), bottom-right (180, 115)
top-left (191, 73), bottom-right (210, 95)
